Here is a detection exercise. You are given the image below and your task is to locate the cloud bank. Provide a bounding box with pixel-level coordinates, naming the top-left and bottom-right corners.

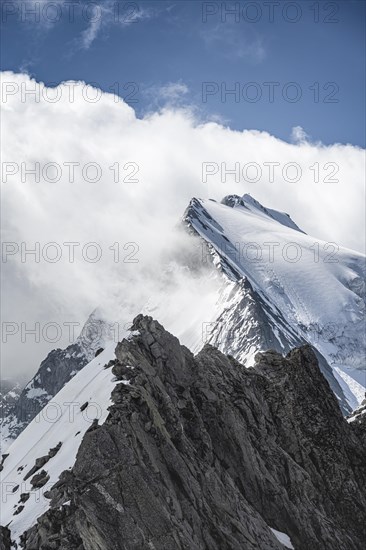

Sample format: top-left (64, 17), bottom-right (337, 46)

top-left (1, 72), bottom-right (365, 379)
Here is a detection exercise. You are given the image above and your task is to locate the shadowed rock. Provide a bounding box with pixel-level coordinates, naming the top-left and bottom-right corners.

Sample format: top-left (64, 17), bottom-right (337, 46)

top-left (17, 316), bottom-right (366, 550)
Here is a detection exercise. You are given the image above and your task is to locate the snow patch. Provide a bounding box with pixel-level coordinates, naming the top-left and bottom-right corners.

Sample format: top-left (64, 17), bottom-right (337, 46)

top-left (25, 387), bottom-right (49, 399)
top-left (270, 528), bottom-right (295, 549)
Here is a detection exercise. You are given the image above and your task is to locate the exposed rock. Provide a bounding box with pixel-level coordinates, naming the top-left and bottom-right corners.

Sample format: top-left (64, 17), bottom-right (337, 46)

top-left (48, 442), bottom-right (62, 458)
top-left (17, 316), bottom-right (366, 549)
top-left (0, 455), bottom-right (9, 473)
top-left (0, 526), bottom-right (11, 550)
top-left (85, 419), bottom-right (99, 434)
top-left (30, 470), bottom-right (50, 489)
top-left (104, 359), bottom-right (116, 370)
top-left (24, 457), bottom-right (49, 481)
top-left (20, 506), bottom-right (84, 550)
top-left (347, 398), bottom-right (366, 448)
top-left (24, 442), bottom-right (62, 481)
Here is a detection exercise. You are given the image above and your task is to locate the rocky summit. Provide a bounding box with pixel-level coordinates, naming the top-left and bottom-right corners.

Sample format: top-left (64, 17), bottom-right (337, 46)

top-left (12, 315), bottom-right (366, 550)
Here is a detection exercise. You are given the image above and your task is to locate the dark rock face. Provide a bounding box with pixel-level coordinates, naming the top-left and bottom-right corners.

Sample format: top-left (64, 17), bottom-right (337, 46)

top-left (30, 470), bottom-right (50, 489)
top-left (19, 316), bottom-right (366, 550)
top-left (23, 442), bottom-right (62, 481)
top-left (0, 455), bottom-right (9, 473)
top-left (0, 526), bottom-right (11, 550)
top-left (347, 396), bottom-right (366, 448)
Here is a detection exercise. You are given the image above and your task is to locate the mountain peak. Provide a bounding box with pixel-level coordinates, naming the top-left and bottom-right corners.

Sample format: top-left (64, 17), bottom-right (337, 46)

top-left (183, 193), bottom-right (365, 410)
top-left (220, 194), bottom-right (246, 208)
top-left (220, 193), bottom-right (305, 233)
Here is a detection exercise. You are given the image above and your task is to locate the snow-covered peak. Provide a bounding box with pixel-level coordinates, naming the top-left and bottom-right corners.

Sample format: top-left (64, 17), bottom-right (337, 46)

top-left (184, 195), bottom-right (366, 409)
top-left (221, 193), bottom-right (305, 233)
top-left (75, 309), bottom-right (117, 362)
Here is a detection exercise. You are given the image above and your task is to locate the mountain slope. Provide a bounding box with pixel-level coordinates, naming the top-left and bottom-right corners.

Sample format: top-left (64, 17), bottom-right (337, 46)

top-left (0, 311), bottom-right (116, 452)
top-left (2, 316), bottom-right (365, 550)
top-left (0, 381), bottom-right (22, 423)
top-left (0, 343), bottom-right (119, 543)
top-left (2, 192), bottom-right (364, 451)
top-left (183, 194), bottom-right (366, 411)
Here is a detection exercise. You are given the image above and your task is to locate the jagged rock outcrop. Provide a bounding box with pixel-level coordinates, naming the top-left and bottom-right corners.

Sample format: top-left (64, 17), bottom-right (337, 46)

top-left (201, 275), bottom-right (351, 415)
top-left (19, 316), bottom-right (366, 550)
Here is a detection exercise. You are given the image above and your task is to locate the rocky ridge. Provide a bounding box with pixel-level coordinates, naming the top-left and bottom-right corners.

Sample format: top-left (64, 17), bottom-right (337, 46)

top-left (15, 315), bottom-right (366, 550)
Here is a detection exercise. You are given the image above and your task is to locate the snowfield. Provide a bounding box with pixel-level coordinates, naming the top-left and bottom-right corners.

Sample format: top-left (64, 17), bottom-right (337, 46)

top-left (0, 344), bottom-right (118, 542)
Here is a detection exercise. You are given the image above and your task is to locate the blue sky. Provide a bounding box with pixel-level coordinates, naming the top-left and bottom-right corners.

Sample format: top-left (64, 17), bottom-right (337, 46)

top-left (1, 0), bottom-right (365, 146)
top-left (1, 1), bottom-right (365, 381)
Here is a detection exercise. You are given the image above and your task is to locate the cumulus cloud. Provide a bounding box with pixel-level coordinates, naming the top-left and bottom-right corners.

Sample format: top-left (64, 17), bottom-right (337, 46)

top-left (1, 72), bottom-right (365, 379)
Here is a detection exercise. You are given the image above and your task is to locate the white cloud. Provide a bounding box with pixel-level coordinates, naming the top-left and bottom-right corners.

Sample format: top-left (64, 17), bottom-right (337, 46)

top-left (158, 82), bottom-right (189, 101)
top-left (144, 81), bottom-right (190, 110)
top-left (80, 1), bottom-right (150, 50)
top-left (1, 72), bottom-right (365, 379)
top-left (291, 125), bottom-right (310, 144)
top-left (80, 6), bottom-right (103, 50)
